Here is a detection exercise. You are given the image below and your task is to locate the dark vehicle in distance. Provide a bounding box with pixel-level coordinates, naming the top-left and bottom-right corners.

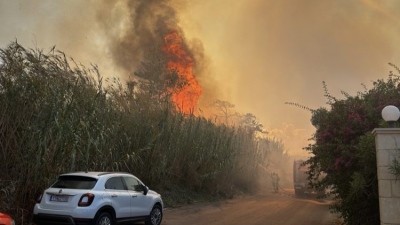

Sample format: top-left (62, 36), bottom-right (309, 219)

top-left (293, 159), bottom-right (325, 198)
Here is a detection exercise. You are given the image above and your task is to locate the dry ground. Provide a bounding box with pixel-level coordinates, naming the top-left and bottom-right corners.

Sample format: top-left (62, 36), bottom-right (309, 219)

top-left (160, 189), bottom-right (343, 225)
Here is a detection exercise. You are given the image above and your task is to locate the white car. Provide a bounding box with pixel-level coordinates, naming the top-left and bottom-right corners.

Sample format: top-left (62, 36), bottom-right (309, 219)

top-left (33, 172), bottom-right (163, 225)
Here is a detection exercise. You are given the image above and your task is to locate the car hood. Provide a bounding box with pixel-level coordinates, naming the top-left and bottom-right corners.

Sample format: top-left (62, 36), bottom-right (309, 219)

top-left (148, 190), bottom-right (160, 196)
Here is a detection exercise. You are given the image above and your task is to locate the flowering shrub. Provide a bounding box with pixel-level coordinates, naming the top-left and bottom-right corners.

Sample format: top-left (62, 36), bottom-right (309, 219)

top-left (299, 66), bottom-right (400, 225)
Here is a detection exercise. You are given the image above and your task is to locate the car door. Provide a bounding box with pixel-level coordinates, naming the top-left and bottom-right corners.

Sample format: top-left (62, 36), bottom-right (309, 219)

top-left (104, 176), bottom-right (131, 219)
top-left (123, 176), bottom-right (153, 217)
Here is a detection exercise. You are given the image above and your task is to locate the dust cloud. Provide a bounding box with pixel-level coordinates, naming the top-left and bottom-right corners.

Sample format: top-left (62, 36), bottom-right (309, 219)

top-left (1, 0), bottom-right (400, 156)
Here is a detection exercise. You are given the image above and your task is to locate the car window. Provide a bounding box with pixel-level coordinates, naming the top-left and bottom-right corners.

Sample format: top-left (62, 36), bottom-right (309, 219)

top-left (51, 175), bottom-right (97, 189)
top-left (105, 177), bottom-right (126, 190)
top-left (123, 177), bottom-right (144, 192)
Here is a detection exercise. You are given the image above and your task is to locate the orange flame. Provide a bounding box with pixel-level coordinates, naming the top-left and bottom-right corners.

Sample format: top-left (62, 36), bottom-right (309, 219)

top-left (162, 30), bottom-right (202, 114)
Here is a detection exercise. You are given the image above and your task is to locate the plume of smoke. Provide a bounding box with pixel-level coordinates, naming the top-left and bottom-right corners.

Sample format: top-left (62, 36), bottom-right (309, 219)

top-left (95, 0), bottom-right (197, 76)
top-left (94, 0), bottom-right (220, 111)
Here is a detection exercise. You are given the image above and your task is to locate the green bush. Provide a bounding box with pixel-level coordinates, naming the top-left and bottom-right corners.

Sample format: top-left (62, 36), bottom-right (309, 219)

top-left (297, 66), bottom-right (400, 224)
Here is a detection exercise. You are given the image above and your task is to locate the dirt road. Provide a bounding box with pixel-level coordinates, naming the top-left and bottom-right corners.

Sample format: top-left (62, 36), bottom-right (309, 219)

top-left (161, 191), bottom-right (339, 225)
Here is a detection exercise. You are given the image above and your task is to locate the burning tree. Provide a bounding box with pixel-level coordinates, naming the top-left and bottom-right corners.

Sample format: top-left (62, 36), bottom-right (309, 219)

top-left (132, 29), bottom-right (203, 114)
top-left (163, 30), bottom-right (202, 114)
top-left (99, 0), bottom-right (204, 114)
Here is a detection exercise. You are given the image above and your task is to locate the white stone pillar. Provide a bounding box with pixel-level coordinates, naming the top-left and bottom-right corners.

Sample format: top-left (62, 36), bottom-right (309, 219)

top-left (373, 128), bottom-right (400, 225)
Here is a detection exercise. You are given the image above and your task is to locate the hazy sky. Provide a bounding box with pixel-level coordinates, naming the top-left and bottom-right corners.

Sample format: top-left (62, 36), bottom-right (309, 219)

top-left (1, 0), bottom-right (399, 156)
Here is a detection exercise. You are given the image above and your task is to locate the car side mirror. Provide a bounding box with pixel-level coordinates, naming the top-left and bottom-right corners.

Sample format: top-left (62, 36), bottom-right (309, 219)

top-left (143, 185), bottom-right (149, 195)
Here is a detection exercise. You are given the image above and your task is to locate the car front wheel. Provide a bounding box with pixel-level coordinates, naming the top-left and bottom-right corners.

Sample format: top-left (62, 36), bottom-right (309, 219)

top-left (145, 205), bottom-right (162, 225)
top-left (95, 212), bottom-right (113, 225)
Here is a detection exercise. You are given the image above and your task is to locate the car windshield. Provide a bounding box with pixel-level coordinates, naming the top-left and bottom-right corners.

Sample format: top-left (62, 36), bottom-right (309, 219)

top-left (52, 175), bottom-right (97, 189)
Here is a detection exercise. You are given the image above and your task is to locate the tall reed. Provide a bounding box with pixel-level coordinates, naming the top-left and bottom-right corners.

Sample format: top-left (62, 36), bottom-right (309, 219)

top-left (0, 42), bottom-right (284, 224)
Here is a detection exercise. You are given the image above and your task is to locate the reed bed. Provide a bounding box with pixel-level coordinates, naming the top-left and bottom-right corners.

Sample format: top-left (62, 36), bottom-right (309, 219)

top-left (0, 42), bottom-right (284, 224)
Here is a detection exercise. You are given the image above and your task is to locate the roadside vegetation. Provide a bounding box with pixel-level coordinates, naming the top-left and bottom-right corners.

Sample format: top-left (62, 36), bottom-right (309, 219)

top-left (0, 42), bottom-right (288, 225)
top-left (287, 64), bottom-right (400, 225)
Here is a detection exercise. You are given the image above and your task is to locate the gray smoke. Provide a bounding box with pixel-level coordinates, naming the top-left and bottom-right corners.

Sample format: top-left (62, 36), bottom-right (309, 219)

top-left (96, 0), bottom-right (178, 73)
